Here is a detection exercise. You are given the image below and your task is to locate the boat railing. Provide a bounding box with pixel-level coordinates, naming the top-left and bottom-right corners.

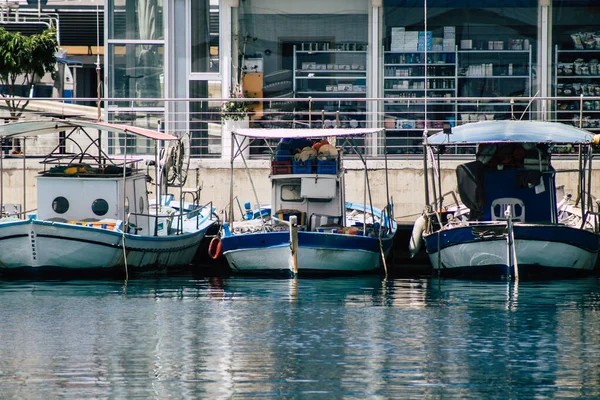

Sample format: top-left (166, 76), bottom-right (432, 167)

top-left (191, 200), bottom-right (219, 230)
top-left (126, 209), bottom-right (174, 236)
top-left (1, 207), bottom-right (37, 220)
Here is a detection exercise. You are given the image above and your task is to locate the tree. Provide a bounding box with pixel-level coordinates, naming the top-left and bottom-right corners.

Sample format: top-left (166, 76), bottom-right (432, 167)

top-left (0, 27), bottom-right (58, 152)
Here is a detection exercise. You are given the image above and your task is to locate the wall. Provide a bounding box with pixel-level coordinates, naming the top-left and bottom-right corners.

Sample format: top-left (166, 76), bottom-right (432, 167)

top-left (1, 158), bottom-right (589, 224)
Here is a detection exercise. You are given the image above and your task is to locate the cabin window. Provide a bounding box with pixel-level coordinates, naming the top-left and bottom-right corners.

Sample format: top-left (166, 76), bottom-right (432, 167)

top-left (124, 197), bottom-right (130, 215)
top-left (139, 197), bottom-right (145, 214)
top-left (92, 199), bottom-right (109, 216)
top-left (52, 196), bottom-right (69, 214)
top-left (281, 184), bottom-right (302, 202)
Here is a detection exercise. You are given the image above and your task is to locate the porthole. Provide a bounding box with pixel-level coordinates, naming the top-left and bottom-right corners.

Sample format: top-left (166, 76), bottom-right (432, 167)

top-left (52, 196), bottom-right (69, 214)
top-left (139, 197), bottom-right (145, 214)
top-left (92, 199), bottom-right (109, 216)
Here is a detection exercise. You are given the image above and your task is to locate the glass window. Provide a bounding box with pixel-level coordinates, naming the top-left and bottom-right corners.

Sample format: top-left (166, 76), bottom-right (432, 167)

top-left (92, 199), bottom-right (110, 216)
top-left (192, 0), bottom-right (220, 73)
top-left (108, 44), bottom-right (164, 108)
top-left (52, 196), bottom-right (69, 214)
top-left (281, 184), bottom-right (302, 202)
top-left (382, 0), bottom-right (537, 154)
top-left (106, 112), bottom-right (163, 155)
top-left (110, 0), bottom-right (164, 41)
top-left (552, 1), bottom-right (600, 130)
top-left (139, 196), bottom-right (145, 214)
top-left (190, 80), bottom-right (222, 157)
top-left (238, 2), bottom-right (368, 128)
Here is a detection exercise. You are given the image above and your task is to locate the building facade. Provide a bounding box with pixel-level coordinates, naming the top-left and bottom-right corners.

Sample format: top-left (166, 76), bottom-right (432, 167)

top-left (105, 0), bottom-right (600, 157)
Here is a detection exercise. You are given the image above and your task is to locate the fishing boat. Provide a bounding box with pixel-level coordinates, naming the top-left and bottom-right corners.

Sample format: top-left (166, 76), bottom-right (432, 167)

top-left (412, 120), bottom-right (600, 279)
top-left (0, 119), bottom-right (218, 277)
top-left (215, 128), bottom-right (397, 276)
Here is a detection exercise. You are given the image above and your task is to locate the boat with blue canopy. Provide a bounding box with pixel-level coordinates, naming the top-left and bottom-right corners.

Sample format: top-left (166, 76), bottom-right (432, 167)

top-left (411, 120), bottom-right (600, 280)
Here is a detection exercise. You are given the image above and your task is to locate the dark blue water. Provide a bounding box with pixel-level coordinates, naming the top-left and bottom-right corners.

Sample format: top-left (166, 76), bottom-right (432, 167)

top-left (0, 274), bottom-right (599, 399)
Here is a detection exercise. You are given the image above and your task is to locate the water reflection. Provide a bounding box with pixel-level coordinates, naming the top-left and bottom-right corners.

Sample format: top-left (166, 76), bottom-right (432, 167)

top-left (0, 276), bottom-right (598, 398)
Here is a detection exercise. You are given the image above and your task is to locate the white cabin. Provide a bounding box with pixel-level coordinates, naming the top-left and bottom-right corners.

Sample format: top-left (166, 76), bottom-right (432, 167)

top-left (36, 168), bottom-right (171, 236)
top-left (270, 158), bottom-right (344, 231)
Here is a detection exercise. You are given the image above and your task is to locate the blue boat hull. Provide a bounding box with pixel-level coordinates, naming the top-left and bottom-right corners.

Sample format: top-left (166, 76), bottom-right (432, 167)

top-left (423, 223), bottom-right (600, 279)
top-left (221, 230), bottom-right (395, 275)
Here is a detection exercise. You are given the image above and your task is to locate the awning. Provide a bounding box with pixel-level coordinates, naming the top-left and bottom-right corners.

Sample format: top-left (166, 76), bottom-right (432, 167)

top-left (427, 120), bottom-right (595, 145)
top-left (0, 119), bottom-right (178, 141)
top-left (232, 128), bottom-right (384, 139)
top-left (56, 57), bottom-right (83, 67)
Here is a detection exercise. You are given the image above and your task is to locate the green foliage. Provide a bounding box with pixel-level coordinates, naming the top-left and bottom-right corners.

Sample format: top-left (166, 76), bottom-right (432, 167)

top-left (0, 27), bottom-right (58, 116)
top-left (221, 83), bottom-right (251, 121)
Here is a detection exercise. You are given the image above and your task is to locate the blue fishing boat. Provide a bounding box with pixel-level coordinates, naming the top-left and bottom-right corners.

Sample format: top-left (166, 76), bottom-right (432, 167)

top-left (411, 120), bottom-right (600, 279)
top-left (216, 128), bottom-right (397, 276)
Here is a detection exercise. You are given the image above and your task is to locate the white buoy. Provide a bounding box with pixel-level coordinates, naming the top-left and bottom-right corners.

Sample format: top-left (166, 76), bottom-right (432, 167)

top-left (409, 214), bottom-right (427, 258)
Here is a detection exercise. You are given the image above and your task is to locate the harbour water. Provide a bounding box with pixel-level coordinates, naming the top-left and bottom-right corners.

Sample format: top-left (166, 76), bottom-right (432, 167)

top-left (0, 274), bottom-right (599, 399)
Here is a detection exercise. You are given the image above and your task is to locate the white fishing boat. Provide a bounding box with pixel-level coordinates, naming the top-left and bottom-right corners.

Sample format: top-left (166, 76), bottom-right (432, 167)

top-left (214, 128), bottom-right (397, 276)
top-left (411, 120), bottom-right (600, 280)
top-left (0, 119), bottom-right (218, 277)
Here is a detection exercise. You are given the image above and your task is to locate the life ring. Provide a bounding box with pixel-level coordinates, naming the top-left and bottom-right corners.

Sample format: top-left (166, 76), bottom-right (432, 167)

top-left (208, 237), bottom-right (223, 260)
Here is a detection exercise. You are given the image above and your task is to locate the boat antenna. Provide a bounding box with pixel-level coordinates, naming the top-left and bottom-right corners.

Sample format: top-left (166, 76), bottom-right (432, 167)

top-left (96, 1), bottom-right (101, 122)
top-left (422, 0), bottom-right (430, 207)
top-left (423, 0), bottom-right (428, 132)
top-left (519, 90), bottom-right (540, 120)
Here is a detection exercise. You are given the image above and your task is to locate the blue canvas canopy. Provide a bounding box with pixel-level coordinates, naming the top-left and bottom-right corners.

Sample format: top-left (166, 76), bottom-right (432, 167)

top-left (427, 120), bottom-right (596, 145)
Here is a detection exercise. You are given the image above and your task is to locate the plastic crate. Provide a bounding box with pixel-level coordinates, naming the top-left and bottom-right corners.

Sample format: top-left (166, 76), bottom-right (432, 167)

top-left (271, 160), bottom-right (292, 175)
top-left (317, 159), bottom-right (337, 174)
top-left (293, 159), bottom-right (313, 174)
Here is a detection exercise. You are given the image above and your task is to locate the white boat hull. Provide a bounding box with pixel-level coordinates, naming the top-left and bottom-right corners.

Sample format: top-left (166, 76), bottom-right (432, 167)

top-left (221, 228), bottom-right (395, 276)
top-left (225, 244), bottom-right (384, 275)
top-left (425, 225), bottom-right (600, 279)
top-left (429, 239), bottom-right (598, 271)
top-left (0, 219), bottom-right (213, 274)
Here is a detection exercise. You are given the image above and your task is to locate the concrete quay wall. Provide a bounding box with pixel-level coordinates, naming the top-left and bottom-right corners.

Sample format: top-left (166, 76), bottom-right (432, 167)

top-left (2, 157), bottom-right (592, 222)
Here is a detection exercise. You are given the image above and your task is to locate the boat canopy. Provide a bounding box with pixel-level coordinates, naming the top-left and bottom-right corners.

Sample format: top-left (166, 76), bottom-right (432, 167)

top-left (232, 128), bottom-right (383, 139)
top-left (0, 119), bottom-right (178, 141)
top-left (427, 120), bottom-right (596, 145)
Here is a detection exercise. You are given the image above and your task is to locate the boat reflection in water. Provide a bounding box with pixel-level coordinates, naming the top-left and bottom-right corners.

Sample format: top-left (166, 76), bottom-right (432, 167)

top-left (0, 276), bottom-right (599, 398)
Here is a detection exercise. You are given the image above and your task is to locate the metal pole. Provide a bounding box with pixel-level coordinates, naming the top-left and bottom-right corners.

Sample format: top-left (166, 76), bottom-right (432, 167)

top-left (506, 205), bottom-right (519, 281)
top-left (289, 215), bottom-right (298, 276)
top-left (228, 132), bottom-right (235, 225)
top-left (22, 140), bottom-right (26, 216)
top-left (96, 2), bottom-right (101, 122)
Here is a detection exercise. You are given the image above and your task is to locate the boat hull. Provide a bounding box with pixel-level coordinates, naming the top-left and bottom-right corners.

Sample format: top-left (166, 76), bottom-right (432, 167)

top-left (0, 219), bottom-right (215, 276)
top-left (424, 224), bottom-right (600, 279)
top-left (221, 231), bottom-right (394, 276)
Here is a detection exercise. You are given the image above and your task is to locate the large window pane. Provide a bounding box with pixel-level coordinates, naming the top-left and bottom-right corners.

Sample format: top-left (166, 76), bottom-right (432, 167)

top-left (190, 80), bottom-right (222, 157)
top-left (106, 111), bottom-right (163, 156)
top-left (552, 1), bottom-right (600, 131)
top-left (382, 0), bottom-right (537, 154)
top-left (238, 1), bottom-right (368, 129)
top-left (110, 0), bottom-right (164, 40)
top-left (191, 0), bottom-right (220, 73)
top-left (108, 43), bottom-right (164, 108)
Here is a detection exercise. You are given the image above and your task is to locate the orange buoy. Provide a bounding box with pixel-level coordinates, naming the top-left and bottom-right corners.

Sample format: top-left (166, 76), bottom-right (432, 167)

top-left (208, 237), bottom-right (223, 260)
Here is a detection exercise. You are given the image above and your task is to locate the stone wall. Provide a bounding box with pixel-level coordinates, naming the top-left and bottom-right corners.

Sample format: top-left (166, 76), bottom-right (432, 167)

top-left (3, 157), bottom-right (591, 222)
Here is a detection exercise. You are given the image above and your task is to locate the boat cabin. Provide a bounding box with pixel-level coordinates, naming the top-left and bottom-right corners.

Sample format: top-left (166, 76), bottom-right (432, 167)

top-left (36, 164), bottom-right (172, 235)
top-left (269, 137), bottom-right (344, 232)
top-left (456, 142), bottom-right (557, 223)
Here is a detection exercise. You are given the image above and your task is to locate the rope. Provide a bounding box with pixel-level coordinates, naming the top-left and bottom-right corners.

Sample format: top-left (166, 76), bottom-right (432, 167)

top-left (121, 225), bottom-right (128, 280)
